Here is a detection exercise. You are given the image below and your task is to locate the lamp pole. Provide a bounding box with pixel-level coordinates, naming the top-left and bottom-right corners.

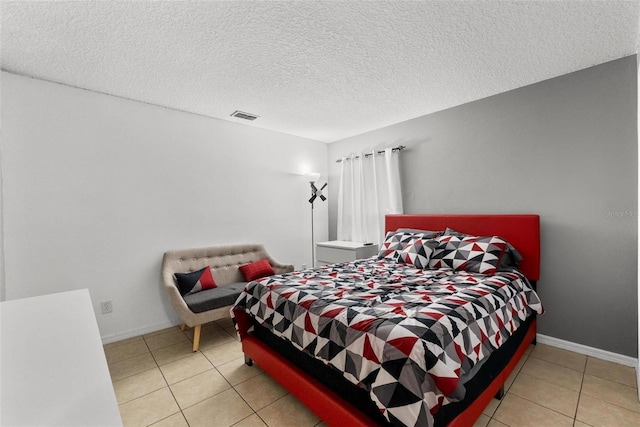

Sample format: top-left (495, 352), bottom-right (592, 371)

top-left (307, 172), bottom-right (324, 269)
top-left (310, 196), bottom-right (315, 268)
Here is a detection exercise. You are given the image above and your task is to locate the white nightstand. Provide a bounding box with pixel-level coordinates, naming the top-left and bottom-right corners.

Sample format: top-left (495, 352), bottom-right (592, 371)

top-left (315, 240), bottom-right (378, 266)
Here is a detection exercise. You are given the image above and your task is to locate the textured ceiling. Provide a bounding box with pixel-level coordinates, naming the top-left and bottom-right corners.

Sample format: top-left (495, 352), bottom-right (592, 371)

top-left (2, 1), bottom-right (639, 143)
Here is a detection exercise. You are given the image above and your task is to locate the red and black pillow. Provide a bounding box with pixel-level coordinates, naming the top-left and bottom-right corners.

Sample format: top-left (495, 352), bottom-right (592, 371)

top-left (175, 267), bottom-right (218, 296)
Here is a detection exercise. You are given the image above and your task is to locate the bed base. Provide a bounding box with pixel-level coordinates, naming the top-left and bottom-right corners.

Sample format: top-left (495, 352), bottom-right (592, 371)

top-left (234, 308), bottom-right (536, 426)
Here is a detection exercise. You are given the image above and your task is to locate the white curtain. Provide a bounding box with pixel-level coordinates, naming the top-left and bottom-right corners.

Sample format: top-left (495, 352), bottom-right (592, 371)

top-left (337, 148), bottom-right (403, 244)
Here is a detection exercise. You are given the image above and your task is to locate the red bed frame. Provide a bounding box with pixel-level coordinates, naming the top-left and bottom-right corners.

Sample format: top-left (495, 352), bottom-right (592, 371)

top-left (234, 214), bottom-right (540, 426)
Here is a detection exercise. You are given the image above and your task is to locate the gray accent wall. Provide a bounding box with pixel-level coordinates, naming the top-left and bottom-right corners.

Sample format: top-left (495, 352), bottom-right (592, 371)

top-left (328, 56), bottom-right (638, 357)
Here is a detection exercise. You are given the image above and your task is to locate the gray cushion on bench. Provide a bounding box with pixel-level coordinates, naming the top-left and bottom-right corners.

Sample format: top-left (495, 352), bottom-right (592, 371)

top-left (183, 282), bottom-right (247, 313)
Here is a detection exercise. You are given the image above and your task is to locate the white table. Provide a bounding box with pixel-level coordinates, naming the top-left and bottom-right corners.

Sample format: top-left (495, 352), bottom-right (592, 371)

top-left (1, 289), bottom-right (122, 426)
top-left (315, 240), bottom-right (379, 266)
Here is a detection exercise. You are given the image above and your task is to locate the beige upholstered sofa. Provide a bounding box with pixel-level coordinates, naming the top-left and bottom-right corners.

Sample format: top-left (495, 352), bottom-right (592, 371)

top-left (162, 244), bottom-right (294, 351)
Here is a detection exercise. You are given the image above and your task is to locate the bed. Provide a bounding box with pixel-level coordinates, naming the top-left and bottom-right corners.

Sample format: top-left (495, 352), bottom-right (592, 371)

top-left (232, 214), bottom-right (542, 426)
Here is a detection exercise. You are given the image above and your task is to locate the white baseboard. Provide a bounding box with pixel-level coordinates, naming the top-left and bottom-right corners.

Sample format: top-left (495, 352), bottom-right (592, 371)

top-left (537, 333), bottom-right (638, 368)
top-left (101, 319), bottom-right (180, 345)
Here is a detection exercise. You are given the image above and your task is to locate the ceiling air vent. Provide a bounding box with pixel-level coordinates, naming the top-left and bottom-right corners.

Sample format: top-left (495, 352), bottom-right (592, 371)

top-left (230, 110), bottom-right (259, 121)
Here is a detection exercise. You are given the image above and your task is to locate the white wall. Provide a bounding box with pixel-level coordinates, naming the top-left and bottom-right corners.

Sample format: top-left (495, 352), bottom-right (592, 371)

top-left (1, 72), bottom-right (328, 342)
top-left (328, 56), bottom-right (638, 357)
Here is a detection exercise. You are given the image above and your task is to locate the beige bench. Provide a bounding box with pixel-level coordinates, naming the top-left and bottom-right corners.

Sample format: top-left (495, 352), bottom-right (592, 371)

top-left (162, 244), bottom-right (294, 351)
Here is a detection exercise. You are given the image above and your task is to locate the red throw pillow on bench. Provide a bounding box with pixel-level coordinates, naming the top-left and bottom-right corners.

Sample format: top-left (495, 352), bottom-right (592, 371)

top-left (239, 259), bottom-right (275, 281)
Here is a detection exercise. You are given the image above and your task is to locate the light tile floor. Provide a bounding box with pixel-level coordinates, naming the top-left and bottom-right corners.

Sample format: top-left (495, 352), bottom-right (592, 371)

top-left (105, 319), bottom-right (639, 427)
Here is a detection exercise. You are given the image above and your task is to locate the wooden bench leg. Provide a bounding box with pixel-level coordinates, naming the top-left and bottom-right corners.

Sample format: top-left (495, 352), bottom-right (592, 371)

top-left (180, 323), bottom-right (187, 331)
top-left (192, 324), bottom-right (202, 352)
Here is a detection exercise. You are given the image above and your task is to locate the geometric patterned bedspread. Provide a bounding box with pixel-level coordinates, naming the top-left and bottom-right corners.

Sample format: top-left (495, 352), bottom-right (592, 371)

top-left (231, 257), bottom-right (543, 427)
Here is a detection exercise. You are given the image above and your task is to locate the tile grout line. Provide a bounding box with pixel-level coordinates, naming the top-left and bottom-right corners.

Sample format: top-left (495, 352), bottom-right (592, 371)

top-left (491, 350), bottom-right (577, 426)
top-left (504, 359), bottom-right (582, 422)
top-left (527, 353), bottom-right (586, 374)
top-left (488, 357), bottom-right (517, 426)
top-left (143, 333), bottom-right (181, 427)
top-left (502, 391), bottom-right (575, 422)
top-left (109, 326), bottom-right (234, 426)
top-left (112, 335), bottom-right (164, 409)
top-left (112, 370), bottom-right (168, 407)
top-left (580, 367), bottom-right (640, 415)
top-left (489, 350), bottom-right (530, 425)
top-left (226, 372), bottom-right (269, 427)
top-left (152, 330), bottom-right (254, 425)
top-left (524, 349), bottom-right (597, 424)
top-left (573, 363), bottom-right (586, 423)
top-left (505, 372), bottom-right (582, 420)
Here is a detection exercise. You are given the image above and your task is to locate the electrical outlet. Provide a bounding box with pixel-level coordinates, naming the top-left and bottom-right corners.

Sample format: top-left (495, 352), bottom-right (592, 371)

top-left (301, 263), bottom-right (307, 270)
top-left (101, 300), bottom-right (113, 314)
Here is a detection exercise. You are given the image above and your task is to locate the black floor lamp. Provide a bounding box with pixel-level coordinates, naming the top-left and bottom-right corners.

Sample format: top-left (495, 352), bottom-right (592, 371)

top-left (308, 173), bottom-right (326, 268)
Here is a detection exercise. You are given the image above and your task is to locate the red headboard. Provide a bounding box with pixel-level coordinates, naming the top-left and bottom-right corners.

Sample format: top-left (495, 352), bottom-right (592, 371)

top-left (385, 214), bottom-right (540, 281)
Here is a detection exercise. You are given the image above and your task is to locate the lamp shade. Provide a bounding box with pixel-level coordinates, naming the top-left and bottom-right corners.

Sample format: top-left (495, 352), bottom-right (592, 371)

top-left (307, 172), bottom-right (321, 183)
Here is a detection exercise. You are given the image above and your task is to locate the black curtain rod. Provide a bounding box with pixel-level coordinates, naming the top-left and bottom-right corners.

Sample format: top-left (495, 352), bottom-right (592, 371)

top-left (335, 145), bottom-right (406, 163)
